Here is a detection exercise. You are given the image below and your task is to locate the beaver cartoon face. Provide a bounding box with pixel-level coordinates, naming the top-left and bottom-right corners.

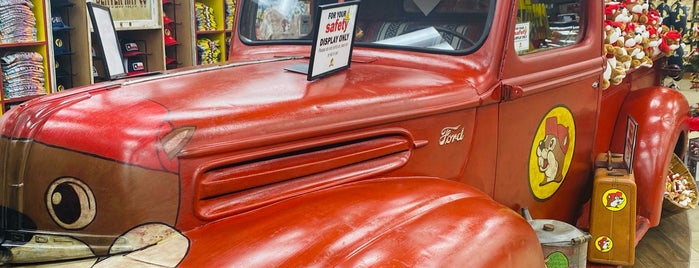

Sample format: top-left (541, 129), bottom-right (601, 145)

top-left (606, 191), bottom-right (625, 208)
top-left (536, 117), bottom-right (569, 186)
top-left (598, 237), bottom-right (611, 251)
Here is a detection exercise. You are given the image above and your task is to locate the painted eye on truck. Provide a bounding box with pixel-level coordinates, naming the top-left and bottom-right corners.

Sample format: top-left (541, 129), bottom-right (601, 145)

top-left (45, 177), bottom-right (96, 230)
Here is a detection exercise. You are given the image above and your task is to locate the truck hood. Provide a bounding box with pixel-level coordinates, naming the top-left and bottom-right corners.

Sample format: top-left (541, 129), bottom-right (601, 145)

top-left (0, 57), bottom-right (480, 171)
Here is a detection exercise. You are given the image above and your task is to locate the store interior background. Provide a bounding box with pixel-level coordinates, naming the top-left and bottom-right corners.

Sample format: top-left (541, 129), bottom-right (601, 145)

top-left (0, 0), bottom-right (236, 115)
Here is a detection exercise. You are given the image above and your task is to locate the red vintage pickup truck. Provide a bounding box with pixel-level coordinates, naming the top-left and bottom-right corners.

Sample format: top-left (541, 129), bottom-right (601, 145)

top-left (0, 0), bottom-right (690, 267)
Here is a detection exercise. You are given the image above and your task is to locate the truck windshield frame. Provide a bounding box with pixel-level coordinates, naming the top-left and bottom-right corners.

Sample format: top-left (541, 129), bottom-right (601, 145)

top-left (237, 0), bottom-right (496, 55)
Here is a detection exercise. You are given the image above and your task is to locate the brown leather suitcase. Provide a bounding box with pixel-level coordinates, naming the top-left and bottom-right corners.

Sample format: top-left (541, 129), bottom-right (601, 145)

top-left (588, 152), bottom-right (636, 266)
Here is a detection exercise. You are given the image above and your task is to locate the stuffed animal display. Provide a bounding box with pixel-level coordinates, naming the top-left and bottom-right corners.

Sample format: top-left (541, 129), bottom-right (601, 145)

top-left (602, 0), bottom-right (681, 89)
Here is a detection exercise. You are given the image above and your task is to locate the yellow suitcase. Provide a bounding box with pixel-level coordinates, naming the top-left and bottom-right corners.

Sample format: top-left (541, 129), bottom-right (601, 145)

top-left (588, 152), bottom-right (636, 266)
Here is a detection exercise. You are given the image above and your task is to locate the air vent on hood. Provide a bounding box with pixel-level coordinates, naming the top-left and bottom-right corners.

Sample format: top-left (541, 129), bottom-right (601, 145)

top-left (195, 131), bottom-right (414, 220)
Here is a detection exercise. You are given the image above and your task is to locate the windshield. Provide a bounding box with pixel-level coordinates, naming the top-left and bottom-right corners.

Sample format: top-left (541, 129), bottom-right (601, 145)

top-left (238, 0), bottom-right (493, 53)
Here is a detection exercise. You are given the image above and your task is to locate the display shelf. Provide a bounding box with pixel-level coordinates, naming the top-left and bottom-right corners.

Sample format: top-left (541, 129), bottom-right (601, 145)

top-left (194, 0), bottom-right (225, 64)
top-left (163, 0), bottom-right (179, 69)
top-left (169, 0), bottom-right (234, 66)
top-left (117, 28), bottom-right (166, 73)
top-left (0, 0), bottom-right (53, 116)
top-left (172, 0), bottom-right (194, 67)
top-left (51, 0), bottom-right (76, 91)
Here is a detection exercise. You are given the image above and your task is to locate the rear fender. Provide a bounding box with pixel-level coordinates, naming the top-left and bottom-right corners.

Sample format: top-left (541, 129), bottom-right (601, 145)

top-left (180, 177), bottom-right (545, 267)
top-left (610, 86), bottom-right (689, 226)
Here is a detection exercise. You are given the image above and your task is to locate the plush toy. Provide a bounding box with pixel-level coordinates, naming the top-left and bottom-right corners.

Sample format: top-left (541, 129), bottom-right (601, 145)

top-left (604, 21), bottom-right (625, 47)
top-left (602, 44), bottom-right (627, 89)
top-left (626, 0), bottom-right (649, 24)
top-left (614, 5), bottom-right (633, 24)
top-left (601, 0), bottom-right (667, 88)
top-left (605, 1), bottom-right (622, 20)
top-left (659, 29), bottom-right (682, 56)
top-left (624, 26), bottom-right (644, 68)
top-left (646, 9), bottom-right (662, 28)
top-left (645, 26), bottom-right (661, 56)
top-left (615, 45), bottom-right (633, 71)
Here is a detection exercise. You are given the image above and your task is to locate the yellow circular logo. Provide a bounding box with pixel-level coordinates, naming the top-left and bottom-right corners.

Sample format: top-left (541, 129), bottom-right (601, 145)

top-left (595, 236), bottom-right (613, 252)
top-left (602, 189), bottom-right (627, 211)
top-left (529, 106), bottom-right (575, 200)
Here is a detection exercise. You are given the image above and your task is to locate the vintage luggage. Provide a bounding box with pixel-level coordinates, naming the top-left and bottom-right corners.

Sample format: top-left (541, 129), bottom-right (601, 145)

top-left (588, 152), bottom-right (637, 266)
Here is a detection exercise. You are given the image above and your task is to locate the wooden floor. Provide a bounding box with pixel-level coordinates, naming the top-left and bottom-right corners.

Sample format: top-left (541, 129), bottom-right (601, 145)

top-left (625, 208), bottom-right (696, 268)
top-left (629, 72), bottom-right (699, 268)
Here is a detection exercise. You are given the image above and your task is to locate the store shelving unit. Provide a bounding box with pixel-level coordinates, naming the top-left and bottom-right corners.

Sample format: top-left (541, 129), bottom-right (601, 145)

top-left (51, 0), bottom-right (75, 91)
top-left (0, 0), bottom-right (53, 116)
top-left (0, 0), bottom-right (238, 104)
top-left (172, 0), bottom-right (234, 66)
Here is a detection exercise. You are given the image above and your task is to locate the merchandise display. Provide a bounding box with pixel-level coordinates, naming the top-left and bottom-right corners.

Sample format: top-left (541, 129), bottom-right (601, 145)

top-left (122, 41), bottom-right (147, 76)
top-left (164, 25), bottom-right (179, 46)
top-left (126, 59), bottom-right (146, 76)
top-left (162, 0), bottom-right (178, 69)
top-left (51, 15), bottom-right (72, 31)
top-left (51, 0), bottom-right (75, 91)
top-left (1, 52), bottom-right (45, 98)
top-left (225, 0), bottom-right (235, 29)
top-left (122, 42), bottom-right (145, 57)
top-left (195, 1), bottom-right (217, 31)
top-left (0, 0), bottom-right (50, 114)
top-left (196, 37), bottom-right (221, 64)
top-left (0, 0), bottom-right (37, 43)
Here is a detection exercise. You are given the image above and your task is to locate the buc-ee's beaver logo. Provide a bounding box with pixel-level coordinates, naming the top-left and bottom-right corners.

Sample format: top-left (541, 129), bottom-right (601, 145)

top-left (529, 106), bottom-right (576, 200)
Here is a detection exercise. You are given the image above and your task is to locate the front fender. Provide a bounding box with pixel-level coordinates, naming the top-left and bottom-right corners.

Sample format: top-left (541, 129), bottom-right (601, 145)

top-left (610, 86), bottom-right (689, 226)
top-left (180, 177), bottom-right (544, 267)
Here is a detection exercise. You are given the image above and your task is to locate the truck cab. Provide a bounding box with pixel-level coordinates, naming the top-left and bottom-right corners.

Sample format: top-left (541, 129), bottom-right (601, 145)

top-left (0, 0), bottom-right (689, 266)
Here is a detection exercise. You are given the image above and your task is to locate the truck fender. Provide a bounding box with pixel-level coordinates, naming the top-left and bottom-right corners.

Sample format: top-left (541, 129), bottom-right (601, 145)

top-left (179, 177), bottom-right (544, 267)
top-left (610, 86), bottom-right (689, 226)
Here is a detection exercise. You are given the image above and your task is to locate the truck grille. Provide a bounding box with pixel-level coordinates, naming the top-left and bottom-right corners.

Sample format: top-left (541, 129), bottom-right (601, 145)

top-left (0, 138), bottom-right (34, 234)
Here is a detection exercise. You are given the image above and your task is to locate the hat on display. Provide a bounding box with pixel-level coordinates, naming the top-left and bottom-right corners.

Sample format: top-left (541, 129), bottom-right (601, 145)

top-left (51, 15), bottom-right (72, 31)
top-left (127, 60), bottom-right (146, 76)
top-left (55, 67), bottom-right (70, 78)
top-left (165, 57), bottom-right (177, 65)
top-left (53, 37), bottom-right (69, 55)
top-left (163, 14), bottom-right (175, 25)
top-left (164, 26), bottom-right (178, 46)
top-left (122, 42), bottom-right (144, 57)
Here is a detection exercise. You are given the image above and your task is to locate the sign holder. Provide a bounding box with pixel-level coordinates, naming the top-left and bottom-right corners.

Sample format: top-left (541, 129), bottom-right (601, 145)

top-left (286, 1), bottom-right (360, 81)
top-left (624, 115), bottom-right (638, 174)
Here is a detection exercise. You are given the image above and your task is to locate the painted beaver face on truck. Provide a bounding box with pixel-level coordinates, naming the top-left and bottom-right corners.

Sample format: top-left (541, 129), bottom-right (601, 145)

top-left (0, 93), bottom-right (195, 266)
top-left (536, 117), bottom-right (570, 186)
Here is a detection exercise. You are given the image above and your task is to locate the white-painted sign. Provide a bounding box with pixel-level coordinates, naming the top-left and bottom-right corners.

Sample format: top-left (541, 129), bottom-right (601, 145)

top-left (308, 1), bottom-right (360, 80)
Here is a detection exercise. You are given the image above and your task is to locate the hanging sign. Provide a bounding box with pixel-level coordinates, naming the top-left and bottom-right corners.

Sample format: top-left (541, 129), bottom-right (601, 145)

top-left (307, 1), bottom-right (360, 80)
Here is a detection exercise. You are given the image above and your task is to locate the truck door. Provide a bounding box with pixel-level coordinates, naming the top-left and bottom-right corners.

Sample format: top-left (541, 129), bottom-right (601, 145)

top-left (493, 0), bottom-right (603, 222)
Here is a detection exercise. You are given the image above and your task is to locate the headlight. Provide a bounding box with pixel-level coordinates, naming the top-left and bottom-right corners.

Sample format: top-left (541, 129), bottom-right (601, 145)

top-left (45, 177), bottom-right (96, 229)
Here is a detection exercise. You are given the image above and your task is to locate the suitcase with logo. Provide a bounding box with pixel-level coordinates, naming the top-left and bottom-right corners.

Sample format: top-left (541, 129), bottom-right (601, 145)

top-left (588, 152), bottom-right (636, 266)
